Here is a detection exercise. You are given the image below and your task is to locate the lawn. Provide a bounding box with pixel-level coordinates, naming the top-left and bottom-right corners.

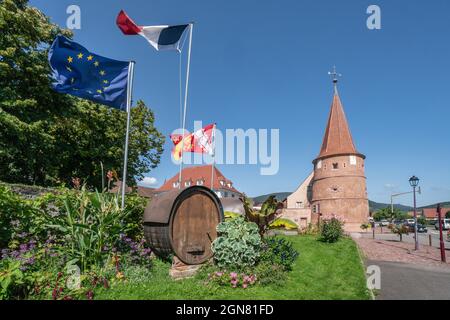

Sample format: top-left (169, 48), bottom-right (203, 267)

top-left (95, 235), bottom-right (371, 300)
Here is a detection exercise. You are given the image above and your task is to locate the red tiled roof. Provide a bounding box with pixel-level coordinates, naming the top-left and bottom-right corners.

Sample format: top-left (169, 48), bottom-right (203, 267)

top-left (316, 91), bottom-right (363, 160)
top-left (421, 208), bottom-right (450, 219)
top-left (156, 165), bottom-right (241, 194)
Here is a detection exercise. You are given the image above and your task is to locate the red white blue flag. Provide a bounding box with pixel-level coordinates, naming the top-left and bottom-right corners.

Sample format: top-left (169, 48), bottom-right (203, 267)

top-left (116, 10), bottom-right (189, 52)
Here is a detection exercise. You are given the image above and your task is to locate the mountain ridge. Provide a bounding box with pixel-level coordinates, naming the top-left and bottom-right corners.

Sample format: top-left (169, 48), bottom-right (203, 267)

top-left (251, 192), bottom-right (449, 211)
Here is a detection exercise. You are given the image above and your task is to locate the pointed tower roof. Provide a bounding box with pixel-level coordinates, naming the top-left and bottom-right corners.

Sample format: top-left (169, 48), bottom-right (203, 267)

top-left (315, 68), bottom-right (364, 160)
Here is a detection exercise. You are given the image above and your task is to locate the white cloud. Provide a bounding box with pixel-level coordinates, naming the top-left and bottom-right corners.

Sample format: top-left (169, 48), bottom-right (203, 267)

top-left (138, 177), bottom-right (158, 187)
top-left (384, 183), bottom-right (396, 189)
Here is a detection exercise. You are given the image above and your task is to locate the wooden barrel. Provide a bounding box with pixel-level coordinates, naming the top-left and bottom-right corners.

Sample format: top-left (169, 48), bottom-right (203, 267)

top-left (143, 186), bottom-right (224, 265)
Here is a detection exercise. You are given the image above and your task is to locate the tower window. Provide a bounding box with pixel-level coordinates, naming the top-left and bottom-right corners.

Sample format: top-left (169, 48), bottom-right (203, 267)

top-left (350, 156), bottom-right (357, 165)
top-left (332, 163), bottom-right (339, 170)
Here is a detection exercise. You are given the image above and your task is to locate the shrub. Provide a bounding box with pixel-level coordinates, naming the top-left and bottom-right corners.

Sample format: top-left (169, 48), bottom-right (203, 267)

top-left (45, 187), bottom-right (132, 272)
top-left (269, 218), bottom-right (298, 230)
top-left (388, 223), bottom-right (409, 242)
top-left (224, 211), bottom-right (241, 221)
top-left (260, 237), bottom-right (299, 271)
top-left (320, 217), bottom-right (344, 243)
top-left (242, 196), bottom-right (283, 236)
top-left (360, 223), bottom-right (370, 231)
top-left (212, 217), bottom-right (261, 269)
top-left (252, 261), bottom-right (286, 286)
top-left (206, 271), bottom-right (257, 289)
top-left (300, 223), bottom-right (319, 235)
top-left (0, 185), bottom-right (38, 248)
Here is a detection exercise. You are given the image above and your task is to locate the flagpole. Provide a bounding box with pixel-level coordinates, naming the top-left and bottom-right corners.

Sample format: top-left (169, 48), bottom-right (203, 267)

top-left (211, 124), bottom-right (217, 190)
top-left (178, 23), bottom-right (194, 189)
top-left (121, 61), bottom-right (136, 209)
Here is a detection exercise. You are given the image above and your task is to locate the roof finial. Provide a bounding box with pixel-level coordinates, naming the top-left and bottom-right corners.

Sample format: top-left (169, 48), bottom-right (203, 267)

top-left (328, 66), bottom-right (342, 94)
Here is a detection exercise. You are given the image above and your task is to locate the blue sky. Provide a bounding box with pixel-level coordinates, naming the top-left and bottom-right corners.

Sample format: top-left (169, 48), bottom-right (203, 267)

top-left (31, 0), bottom-right (450, 206)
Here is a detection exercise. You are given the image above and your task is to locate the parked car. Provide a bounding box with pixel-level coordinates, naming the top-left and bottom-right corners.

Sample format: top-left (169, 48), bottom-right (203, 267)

top-left (406, 218), bottom-right (416, 225)
top-left (417, 224), bottom-right (428, 233)
top-left (379, 220), bottom-right (389, 227)
top-left (392, 219), bottom-right (405, 226)
top-left (406, 223), bottom-right (427, 233)
top-left (435, 219), bottom-right (450, 230)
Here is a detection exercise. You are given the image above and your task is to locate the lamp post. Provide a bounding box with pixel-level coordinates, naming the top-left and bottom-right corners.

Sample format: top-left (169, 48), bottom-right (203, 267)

top-left (437, 204), bottom-right (447, 263)
top-left (409, 175), bottom-right (420, 250)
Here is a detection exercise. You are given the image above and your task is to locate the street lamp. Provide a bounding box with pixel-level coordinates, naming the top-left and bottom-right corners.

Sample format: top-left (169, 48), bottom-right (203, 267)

top-left (409, 175), bottom-right (420, 250)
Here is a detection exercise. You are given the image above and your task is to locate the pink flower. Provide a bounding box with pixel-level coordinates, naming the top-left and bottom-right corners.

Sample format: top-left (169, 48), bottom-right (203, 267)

top-left (215, 272), bottom-right (224, 277)
top-left (230, 272), bottom-right (238, 279)
top-left (242, 284), bottom-right (248, 289)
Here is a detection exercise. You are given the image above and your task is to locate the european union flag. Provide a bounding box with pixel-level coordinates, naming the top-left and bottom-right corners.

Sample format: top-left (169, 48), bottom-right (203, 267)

top-left (48, 35), bottom-right (130, 111)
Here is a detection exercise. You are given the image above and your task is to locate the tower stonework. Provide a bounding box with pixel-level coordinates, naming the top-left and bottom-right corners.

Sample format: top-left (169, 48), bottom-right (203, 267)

top-left (310, 87), bottom-right (369, 232)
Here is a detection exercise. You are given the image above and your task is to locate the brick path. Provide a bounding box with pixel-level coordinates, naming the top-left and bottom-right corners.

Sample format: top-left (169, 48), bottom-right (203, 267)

top-left (354, 237), bottom-right (450, 269)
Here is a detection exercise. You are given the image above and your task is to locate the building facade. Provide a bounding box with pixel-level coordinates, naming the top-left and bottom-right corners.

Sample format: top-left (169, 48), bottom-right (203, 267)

top-left (310, 83), bottom-right (369, 231)
top-left (282, 77), bottom-right (369, 232)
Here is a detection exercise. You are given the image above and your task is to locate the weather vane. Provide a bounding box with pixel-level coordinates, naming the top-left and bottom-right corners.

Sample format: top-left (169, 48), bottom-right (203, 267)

top-left (328, 66), bottom-right (342, 84)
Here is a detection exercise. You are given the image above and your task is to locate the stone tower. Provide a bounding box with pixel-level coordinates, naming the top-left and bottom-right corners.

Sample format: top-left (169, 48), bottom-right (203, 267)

top-left (310, 72), bottom-right (369, 231)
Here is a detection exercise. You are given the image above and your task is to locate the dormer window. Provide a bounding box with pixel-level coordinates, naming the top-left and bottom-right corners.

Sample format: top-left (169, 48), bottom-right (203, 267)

top-left (196, 179), bottom-right (204, 186)
top-left (316, 160), bottom-right (322, 169)
top-left (227, 182), bottom-right (232, 188)
top-left (220, 180), bottom-right (225, 187)
top-left (185, 181), bottom-right (191, 187)
top-left (173, 181), bottom-right (180, 188)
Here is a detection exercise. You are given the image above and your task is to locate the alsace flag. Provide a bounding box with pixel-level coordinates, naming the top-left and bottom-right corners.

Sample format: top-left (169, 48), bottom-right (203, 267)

top-left (170, 124), bottom-right (215, 161)
top-left (116, 10), bottom-right (189, 52)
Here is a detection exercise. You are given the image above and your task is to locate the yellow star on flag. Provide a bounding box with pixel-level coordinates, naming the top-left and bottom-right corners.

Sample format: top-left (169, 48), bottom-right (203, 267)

top-left (94, 61), bottom-right (99, 67)
top-left (71, 78), bottom-right (75, 84)
top-left (103, 80), bottom-right (109, 84)
top-left (99, 70), bottom-right (106, 76)
top-left (66, 66), bottom-right (72, 72)
top-left (77, 53), bottom-right (84, 59)
top-left (67, 56), bottom-right (73, 63)
top-left (87, 55), bottom-right (93, 61)
top-left (97, 89), bottom-right (103, 94)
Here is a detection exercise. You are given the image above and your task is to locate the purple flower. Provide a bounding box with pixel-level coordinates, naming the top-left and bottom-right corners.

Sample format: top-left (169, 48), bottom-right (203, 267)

top-left (230, 272), bottom-right (238, 279)
top-left (20, 244), bottom-right (28, 252)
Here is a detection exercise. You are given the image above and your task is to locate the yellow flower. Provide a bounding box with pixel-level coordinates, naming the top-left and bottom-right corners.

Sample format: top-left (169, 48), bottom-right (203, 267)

top-left (116, 272), bottom-right (125, 280)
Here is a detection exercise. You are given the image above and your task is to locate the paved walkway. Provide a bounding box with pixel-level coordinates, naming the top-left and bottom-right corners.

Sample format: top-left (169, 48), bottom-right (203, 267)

top-left (355, 236), bottom-right (450, 268)
top-left (353, 234), bottom-right (450, 300)
top-left (366, 260), bottom-right (450, 300)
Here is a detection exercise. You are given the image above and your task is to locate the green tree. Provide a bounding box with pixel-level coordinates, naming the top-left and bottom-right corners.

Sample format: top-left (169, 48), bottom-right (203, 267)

top-left (373, 207), bottom-right (408, 222)
top-left (0, 0), bottom-right (164, 188)
top-left (417, 216), bottom-right (427, 225)
top-left (446, 211), bottom-right (450, 219)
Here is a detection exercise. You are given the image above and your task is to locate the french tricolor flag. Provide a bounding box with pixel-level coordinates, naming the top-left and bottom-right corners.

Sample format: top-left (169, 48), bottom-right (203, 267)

top-left (116, 10), bottom-right (190, 52)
